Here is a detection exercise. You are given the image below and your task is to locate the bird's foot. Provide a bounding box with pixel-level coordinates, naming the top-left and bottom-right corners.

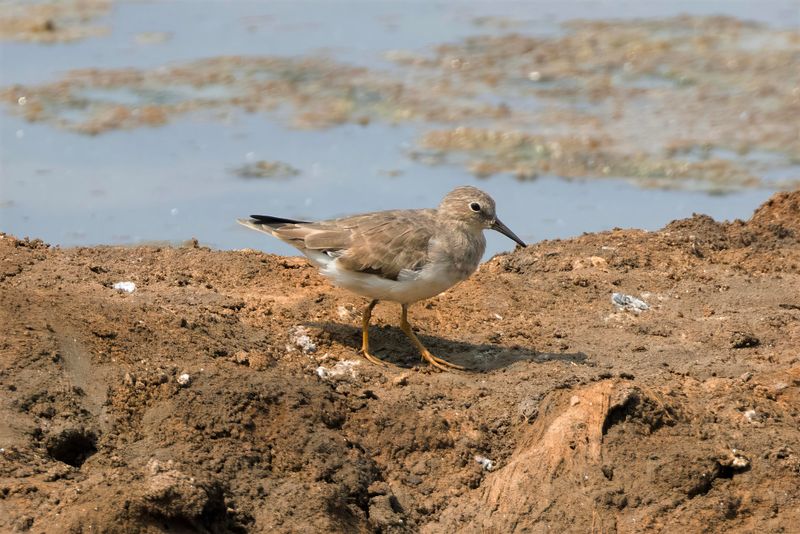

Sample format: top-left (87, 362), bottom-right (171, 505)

top-left (361, 348), bottom-right (388, 367)
top-left (420, 349), bottom-right (464, 371)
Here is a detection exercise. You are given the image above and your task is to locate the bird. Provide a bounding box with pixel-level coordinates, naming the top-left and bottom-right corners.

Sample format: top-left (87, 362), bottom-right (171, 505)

top-left (238, 185), bottom-right (526, 371)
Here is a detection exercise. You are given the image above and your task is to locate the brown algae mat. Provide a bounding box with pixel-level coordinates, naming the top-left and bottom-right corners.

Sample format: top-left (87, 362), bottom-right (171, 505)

top-left (1, 190), bottom-right (799, 532)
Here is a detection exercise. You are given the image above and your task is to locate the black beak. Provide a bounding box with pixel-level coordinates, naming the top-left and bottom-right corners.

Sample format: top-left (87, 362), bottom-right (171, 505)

top-left (491, 218), bottom-right (526, 247)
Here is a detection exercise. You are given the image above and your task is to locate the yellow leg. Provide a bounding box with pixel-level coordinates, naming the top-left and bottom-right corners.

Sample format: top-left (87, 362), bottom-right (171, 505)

top-left (360, 300), bottom-right (387, 366)
top-left (399, 304), bottom-right (464, 371)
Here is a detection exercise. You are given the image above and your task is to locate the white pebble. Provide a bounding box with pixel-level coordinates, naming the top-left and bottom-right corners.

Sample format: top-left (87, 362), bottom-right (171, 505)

top-left (732, 455), bottom-right (749, 469)
top-left (113, 281), bottom-right (136, 293)
top-left (475, 455), bottom-right (495, 471)
top-left (316, 360), bottom-right (361, 379)
top-left (177, 373), bottom-right (191, 386)
top-left (611, 292), bottom-right (649, 313)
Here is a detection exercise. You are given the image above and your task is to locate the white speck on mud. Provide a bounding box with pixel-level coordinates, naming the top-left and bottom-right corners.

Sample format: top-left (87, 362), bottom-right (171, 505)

top-left (287, 326), bottom-right (317, 354)
top-left (113, 281), bottom-right (136, 293)
top-left (475, 455), bottom-right (496, 471)
top-left (316, 360), bottom-right (361, 379)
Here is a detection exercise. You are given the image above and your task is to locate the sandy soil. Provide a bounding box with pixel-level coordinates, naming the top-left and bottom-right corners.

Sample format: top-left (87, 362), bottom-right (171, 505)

top-left (1, 190), bottom-right (799, 533)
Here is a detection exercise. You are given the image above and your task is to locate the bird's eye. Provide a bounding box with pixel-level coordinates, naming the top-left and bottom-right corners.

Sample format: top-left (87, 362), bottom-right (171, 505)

top-left (469, 202), bottom-right (481, 212)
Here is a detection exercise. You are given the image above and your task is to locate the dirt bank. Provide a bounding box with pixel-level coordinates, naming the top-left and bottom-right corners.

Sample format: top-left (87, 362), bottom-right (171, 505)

top-left (1, 191), bottom-right (799, 533)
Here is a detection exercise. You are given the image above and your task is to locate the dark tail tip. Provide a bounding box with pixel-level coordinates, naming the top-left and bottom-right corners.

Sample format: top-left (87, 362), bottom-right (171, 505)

top-left (249, 214), bottom-right (310, 225)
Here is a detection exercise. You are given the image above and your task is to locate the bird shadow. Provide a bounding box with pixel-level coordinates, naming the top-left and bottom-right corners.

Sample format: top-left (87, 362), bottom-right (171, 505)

top-left (308, 321), bottom-right (588, 372)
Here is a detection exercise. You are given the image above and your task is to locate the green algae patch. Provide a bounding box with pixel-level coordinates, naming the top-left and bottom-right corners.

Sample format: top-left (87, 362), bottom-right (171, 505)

top-left (0, 55), bottom-right (508, 135)
top-left (417, 127), bottom-right (767, 191)
top-left (232, 160), bottom-right (301, 180)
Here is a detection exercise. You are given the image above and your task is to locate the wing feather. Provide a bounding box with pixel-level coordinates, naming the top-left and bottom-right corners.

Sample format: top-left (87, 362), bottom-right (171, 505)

top-left (241, 209), bottom-right (438, 281)
top-left (335, 209), bottom-right (436, 280)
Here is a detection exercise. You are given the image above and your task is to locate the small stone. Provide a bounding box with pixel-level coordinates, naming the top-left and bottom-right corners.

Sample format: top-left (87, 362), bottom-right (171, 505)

top-left (611, 293), bottom-right (649, 313)
top-left (315, 360), bottom-right (360, 380)
top-left (474, 455), bottom-right (496, 471)
top-left (177, 373), bottom-right (191, 387)
top-left (732, 455), bottom-right (749, 469)
top-left (404, 474), bottom-right (423, 486)
top-left (112, 281), bottom-right (136, 293)
top-left (368, 494), bottom-right (403, 529)
top-left (391, 374), bottom-right (409, 387)
top-left (367, 481), bottom-right (390, 496)
top-left (720, 449), bottom-right (751, 471)
top-left (518, 398), bottom-right (539, 422)
top-left (601, 464), bottom-right (614, 480)
top-left (743, 409), bottom-right (760, 422)
top-left (232, 350), bottom-right (250, 365)
top-left (730, 331), bottom-right (759, 349)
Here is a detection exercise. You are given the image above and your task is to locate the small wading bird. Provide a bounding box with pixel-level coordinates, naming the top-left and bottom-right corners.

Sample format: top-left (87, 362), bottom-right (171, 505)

top-left (238, 186), bottom-right (526, 371)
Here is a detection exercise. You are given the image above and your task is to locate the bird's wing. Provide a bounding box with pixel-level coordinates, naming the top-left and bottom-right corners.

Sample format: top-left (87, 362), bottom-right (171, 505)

top-left (272, 209), bottom-right (437, 281)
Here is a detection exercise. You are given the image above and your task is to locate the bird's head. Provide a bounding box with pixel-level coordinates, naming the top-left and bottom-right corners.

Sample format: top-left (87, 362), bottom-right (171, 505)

top-left (438, 186), bottom-right (526, 247)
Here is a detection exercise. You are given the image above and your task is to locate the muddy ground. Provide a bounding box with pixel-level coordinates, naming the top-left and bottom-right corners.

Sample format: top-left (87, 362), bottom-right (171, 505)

top-left (1, 190), bottom-right (799, 533)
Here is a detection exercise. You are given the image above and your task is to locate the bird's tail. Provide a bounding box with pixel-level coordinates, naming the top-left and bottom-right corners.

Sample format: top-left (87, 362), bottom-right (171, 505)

top-left (237, 214), bottom-right (310, 235)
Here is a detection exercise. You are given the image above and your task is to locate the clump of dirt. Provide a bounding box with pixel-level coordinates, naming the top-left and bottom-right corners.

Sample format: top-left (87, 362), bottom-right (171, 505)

top-left (1, 191), bottom-right (799, 532)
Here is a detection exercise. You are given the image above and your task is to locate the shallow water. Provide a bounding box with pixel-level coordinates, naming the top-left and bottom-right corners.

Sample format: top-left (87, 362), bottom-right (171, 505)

top-left (1, 1), bottom-right (797, 258)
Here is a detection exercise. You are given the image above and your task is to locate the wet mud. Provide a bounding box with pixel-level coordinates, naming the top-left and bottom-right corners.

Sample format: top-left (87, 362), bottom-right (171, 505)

top-left (1, 191), bottom-right (799, 532)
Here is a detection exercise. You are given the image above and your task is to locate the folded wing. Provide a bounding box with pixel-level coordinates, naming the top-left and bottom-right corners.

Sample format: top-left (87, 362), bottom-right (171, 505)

top-left (242, 209), bottom-right (436, 281)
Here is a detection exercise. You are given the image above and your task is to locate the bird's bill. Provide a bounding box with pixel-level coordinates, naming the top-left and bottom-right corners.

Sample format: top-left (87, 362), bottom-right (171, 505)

top-left (491, 218), bottom-right (526, 247)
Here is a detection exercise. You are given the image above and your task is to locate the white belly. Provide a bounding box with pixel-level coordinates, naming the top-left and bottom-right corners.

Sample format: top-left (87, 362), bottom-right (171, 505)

top-left (307, 252), bottom-right (468, 304)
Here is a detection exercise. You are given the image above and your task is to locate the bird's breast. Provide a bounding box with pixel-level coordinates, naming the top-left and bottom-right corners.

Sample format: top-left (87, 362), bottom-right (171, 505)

top-left (428, 228), bottom-right (486, 282)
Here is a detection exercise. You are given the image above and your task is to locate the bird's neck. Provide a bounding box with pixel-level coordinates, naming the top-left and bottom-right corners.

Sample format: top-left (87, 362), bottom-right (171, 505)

top-left (432, 221), bottom-right (486, 278)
